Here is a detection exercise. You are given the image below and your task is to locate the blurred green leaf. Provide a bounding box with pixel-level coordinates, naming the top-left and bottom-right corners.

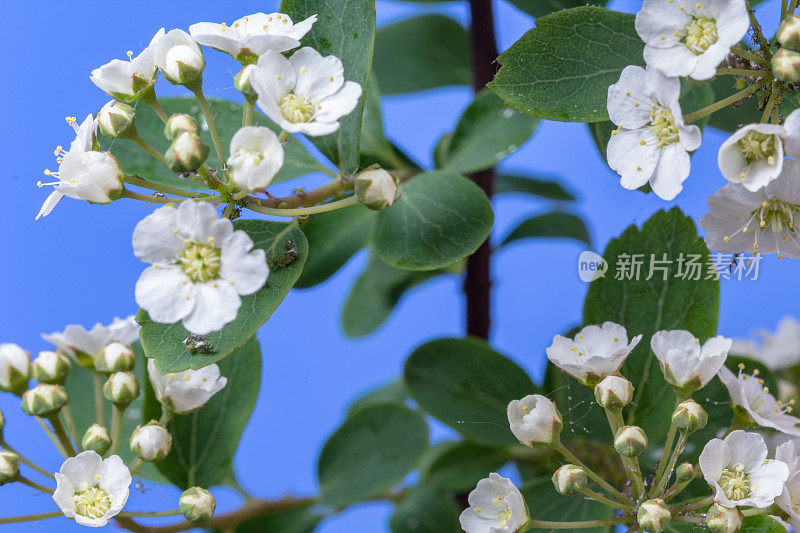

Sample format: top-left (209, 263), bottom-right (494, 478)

top-left (389, 485), bottom-right (461, 533)
top-left (501, 212), bottom-right (591, 247)
top-left (360, 75), bottom-right (421, 171)
top-left (494, 174), bottom-right (575, 201)
top-left (420, 441), bottom-right (509, 492)
top-left (347, 379), bottom-right (409, 416)
top-left (739, 515), bottom-right (788, 533)
top-left (507, 0), bottom-right (608, 18)
top-left (521, 477), bottom-right (615, 533)
top-left (224, 505), bottom-right (322, 533)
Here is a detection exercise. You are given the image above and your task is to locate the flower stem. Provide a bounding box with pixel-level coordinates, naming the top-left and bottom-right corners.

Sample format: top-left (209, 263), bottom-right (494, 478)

top-left (731, 46), bottom-right (771, 68)
top-left (742, 507), bottom-right (770, 517)
top-left (222, 202), bottom-right (236, 220)
top-left (244, 195), bottom-right (358, 217)
top-left (580, 487), bottom-right (632, 510)
top-left (604, 408), bottom-right (645, 498)
top-left (122, 189), bottom-right (187, 204)
top-left (119, 509), bottom-right (182, 518)
top-left (36, 417), bottom-right (69, 459)
top-left (93, 372), bottom-right (105, 425)
top-left (555, 442), bottom-right (632, 504)
top-left (17, 476), bottom-right (54, 494)
top-left (651, 424), bottom-right (677, 496)
top-left (674, 514), bottom-right (705, 524)
top-left (190, 86), bottom-right (227, 169)
top-left (242, 97), bottom-right (255, 128)
top-left (527, 518), bottom-right (627, 529)
top-left (140, 88), bottom-right (170, 124)
top-left (783, 0), bottom-right (789, 20)
top-left (47, 415), bottom-right (77, 457)
top-left (746, 1), bottom-right (773, 60)
top-left (671, 495), bottom-right (714, 513)
top-left (61, 405), bottom-right (80, 451)
top-left (653, 431), bottom-right (688, 496)
top-left (761, 84), bottom-right (779, 122)
top-left (715, 66), bottom-right (769, 76)
top-left (683, 77), bottom-right (770, 123)
top-left (0, 511), bottom-right (62, 524)
top-left (124, 175), bottom-right (209, 198)
top-left (127, 131), bottom-right (168, 165)
top-left (790, 0), bottom-right (799, 15)
top-left (0, 440), bottom-right (55, 480)
top-left (110, 405), bottom-right (125, 456)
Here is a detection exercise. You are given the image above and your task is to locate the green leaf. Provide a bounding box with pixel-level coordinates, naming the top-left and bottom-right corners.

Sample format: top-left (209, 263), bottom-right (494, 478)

top-left (280, 0), bottom-right (376, 173)
top-left (137, 220), bottom-right (308, 373)
top-left (494, 174), bottom-right (575, 201)
top-left (318, 403), bottom-right (429, 506)
top-left (224, 506), bottom-right (322, 533)
top-left (739, 515), bottom-right (787, 533)
top-left (389, 485), bottom-right (461, 533)
top-left (404, 337), bottom-right (535, 446)
top-left (582, 208), bottom-right (720, 436)
top-left (372, 170), bottom-right (494, 270)
top-left (488, 7), bottom-right (644, 122)
top-left (501, 212), bottom-right (591, 247)
top-left (543, 361), bottom-right (609, 443)
top-left (347, 379), bottom-right (408, 416)
top-left (142, 337), bottom-right (261, 489)
top-left (420, 441), bottom-right (509, 492)
top-left (295, 204), bottom-right (376, 288)
top-left (506, 0), bottom-right (608, 18)
top-left (521, 477), bottom-right (615, 533)
top-left (374, 15), bottom-right (471, 95)
top-left (443, 90), bottom-right (540, 173)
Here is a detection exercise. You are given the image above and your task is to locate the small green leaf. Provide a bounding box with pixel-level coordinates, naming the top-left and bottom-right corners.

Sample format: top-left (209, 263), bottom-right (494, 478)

top-left (318, 403), bottom-right (429, 506)
top-left (347, 379), bottom-right (408, 416)
top-left (222, 506), bottom-right (322, 533)
top-left (501, 212), bottom-right (591, 247)
top-left (374, 15), bottom-right (471, 95)
top-left (506, 0), bottom-right (608, 18)
top-left (420, 441), bottom-right (509, 492)
top-left (137, 220), bottom-right (307, 373)
top-left (389, 485), bottom-right (461, 533)
top-left (521, 477), bottom-right (615, 533)
top-left (372, 170), bottom-right (494, 271)
top-left (488, 7), bottom-right (644, 122)
top-left (404, 337), bottom-right (535, 446)
top-left (494, 174), bottom-right (575, 201)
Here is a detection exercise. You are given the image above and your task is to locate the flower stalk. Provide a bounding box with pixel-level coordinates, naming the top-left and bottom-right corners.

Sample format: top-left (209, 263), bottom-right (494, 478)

top-left (684, 77), bottom-right (771, 123)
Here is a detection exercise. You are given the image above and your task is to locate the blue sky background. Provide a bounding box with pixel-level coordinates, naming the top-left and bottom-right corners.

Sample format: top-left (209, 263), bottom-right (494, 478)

top-left (0, 0), bottom-right (794, 530)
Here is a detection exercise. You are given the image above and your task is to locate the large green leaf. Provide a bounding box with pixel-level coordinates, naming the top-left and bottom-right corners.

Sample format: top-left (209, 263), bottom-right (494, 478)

top-left (372, 170), bottom-right (493, 270)
top-left (420, 441), bottom-right (509, 492)
top-left (347, 379), bottom-right (408, 417)
top-left (488, 7), bottom-right (644, 122)
top-left (501, 212), bottom-right (591, 247)
top-left (374, 14), bottom-right (471, 95)
top-left (280, 0), bottom-right (376, 173)
top-left (494, 174), bottom-right (575, 201)
top-left (224, 506), bottom-right (322, 533)
top-left (318, 403), bottom-right (429, 506)
top-left (521, 477), bottom-right (615, 533)
top-left (389, 485), bottom-right (461, 533)
top-left (137, 220), bottom-right (307, 373)
top-left (507, 0), bottom-right (608, 18)
top-left (142, 337), bottom-right (261, 489)
top-left (442, 90), bottom-right (539, 174)
top-left (583, 208), bottom-right (719, 436)
top-left (404, 337), bottom-right (535, 446)
top-left (739, 515), bottom-right (788, 533)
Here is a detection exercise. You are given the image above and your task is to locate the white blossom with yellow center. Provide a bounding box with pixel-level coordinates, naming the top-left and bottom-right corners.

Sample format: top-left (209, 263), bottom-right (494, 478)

top-left (459, 473), bottom-right (528, 533)
top-left (133, 201), bottom-right (268, 335)
top-left (606, 65), bottom-right (701, 200)
top-left (42, 315), bottom-right (138, 366)
top-left (635, 0), bottom-right (749, 80)
top-left (776, 440), bottom-right (800, 528)
top-left (147, 359), bottom-right (227, 414)
top-left (90, 28), bottom-right (165, 102)
top-left (53, 451), bottom-right (131, 527)
top-left (507, 394), bottom-right (562, 448)
top-left (718, 365), bottom-right (800, 436)
top-left (650, 330), bottom-right (731, 391)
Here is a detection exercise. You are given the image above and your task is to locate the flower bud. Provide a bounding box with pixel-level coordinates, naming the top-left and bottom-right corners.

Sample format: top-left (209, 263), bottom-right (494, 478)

top-left (507, 394), bottom-right (563, 449)
top-left (234, 65), bottom-right (257, 99)
top-left (0, 343), bottom-right (30, 394)
top-left (20, 384), bottom-right (68, 417)
top-left (156, 29), bottom-right (205, 86)
top-left (671, 399), bottom-right (707, 433)
top-left (180, 486), bottom-right (215, 522)
top-left (131, 422), bottom-right (172, 462)
top-left (103, 372), bottom-right (140, 406)
top-left (31, 351), bottom-right (71, 385)
top-left (98, 101), bottom-right (136, 139)
top-left (164, 114), bottom-right (200, 141)
top-left (0, 410), bottom-right (5, 438)
top-left (166, 131), bottom-right (210, 173)
top-left (676, 462), bottom-right (695, 483)
top-left (81, 424), bottom-right (112, 455)
top-left (0, 451), bottom-right (20, 486)
top-left (637, 499), bottom-right (671, 533)
top-left (614, 425), bottom-right (648, 457)
top-left (772, 47), bottom-right (800, 83)
top-left (778, 15), bottom-right (800, 51)
top-left (96, 342), bottom-right (135, 373)
top-left (551, 464), bottom-right (587, 495)
top-left (706, 503), bottom-right (742, 533)
top-left (594, 376), bottom-right (633, 409)
top-left (354, 166), bottom-right (398, 211)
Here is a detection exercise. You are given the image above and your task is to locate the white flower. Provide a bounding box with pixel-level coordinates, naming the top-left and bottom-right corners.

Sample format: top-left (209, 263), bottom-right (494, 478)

top-left (546, 322), bottom-right (642, 385)
top-left (43, 316), bottom-right (138, 366)
top-left (53, 451), bottom-right (131, 527)
top-left (700, 159), bottom-right (800, 258)
top-left (90, 28), bottom-right (165, 102)
top-left (650, 330), bottom-right (731, 391)
top-left (459, 473), bottom-right (528, 533)
top-left (251, 47), bottom-right (362, 136)
top-left (507, 394), bottom-right (562, 448)
top-left (132, 201), bottom-right (268, 335)
top-left (718, 365), bottom-right (800, 436)
top-left (355, 166), bottom-right (398, 210)
top-left (147, 359), bottom-right (227, 414)
top-left (107, 316), bottom-right (140, 346)
top-left (733, 317), bottom-right (800, 370)
top-left (606, 65), bottom-right (701, 200)
top-left (37, 151), bottom-right (123, 213)
top-left (155, 29), bottom-right (204, 85)
top-left (719, 111), bottom-right (800, 191)
top-left (0, 343), bottom-right (30, 393)
top-left (189, 12), bottom-right (316, 63)
top-left (776, 440), bottom-right (800, 528)
top-left (130, 423), bottom-right (172, 462)
top-left (635, 0), bottom-right (749, 80)
top-left (227, 126), bottom-right (284, 192)
top-left (699, 430), bottom-right (789, 508)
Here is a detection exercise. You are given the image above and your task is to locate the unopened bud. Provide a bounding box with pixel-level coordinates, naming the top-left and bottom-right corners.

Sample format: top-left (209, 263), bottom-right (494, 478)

top-left (706, 503), bottom-right (742, 533)
top-left (180, 486), bottom-right (216, 522)
top-left (594, 376), bottom-right (633, 409)
top-left (131, 422), bottom-right (172, 462)
top-left (773, 47), bottom-right (800, 83)
top-left (614, 425), bottom-right (648, 457)
top-left (672, 399), bottom-right (707, 432)
top-left (0, 343), bottom-right (30, 394)
top-left (166, 131), bottom-right (209, 173)
top-left (31, 351), bottom-right (71, 385)
top-left (164, 114), bottom-right (200, 141)
top-left (98, 101), bottom-right (136, 139)
top-left (103, 372), bottom-right (139, 406)
top-left (507, 394), bottom-right (563, 449)
top-left (778, 15), bottom-right (800, 51)
top-left (637, 499), bottom-right (671, 533)
top-left (96, 342), bottom-right (135, 373)
top-left (234, 65), bottom-right (257, 99)
top-left (676, 462), bottom-right (695, 483)
top-left (552, 464), bottom-right (587, 495)
top-left (354, 165), bottom-right (398, 211)
top-left (20, 384), bottom-right (68, 417)
top-left (0, 410), bottom-right (5, 438)
top-left (0, 451), bottom-right (20, 486)
top-left (156, 29), bottom-right (205, 86)
top-left (82, 424), bottom-right (112, 455)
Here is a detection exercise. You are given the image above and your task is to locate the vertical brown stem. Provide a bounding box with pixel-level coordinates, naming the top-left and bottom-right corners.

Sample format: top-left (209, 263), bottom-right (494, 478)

top-left (465, 0), bottom-right (499, 339)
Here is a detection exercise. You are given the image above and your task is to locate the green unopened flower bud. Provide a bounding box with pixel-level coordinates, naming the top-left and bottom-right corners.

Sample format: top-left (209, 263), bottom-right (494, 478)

top-left (614, 425), bottom-right (648, 457)
top-left (672, 399), bottom-right (707, 432)
top-left (0, 343), bottom-right (30, 394)
top-left (98, 101), bottom-right (136, 139)
top-left (637, 499), bottom-right (671, 533)
top-left (164, 114), bottom-right (200, 141)
top-left (594, 376), bottom-right (634, 409)
top-left (156, 29), bottom-right (205, 86)
top-left (676, 462), bottom-right (695, 483)
top-left (772, 47), bottom-right (800, 83)
top-left (96, 342), bottom-right (135, 373)
top-left (20, 384), bottom-right (68, 417)
top-left (103, 372), bottom-right (139, 406)
top-left (0, 409), bottom-right (5, 438)
top-left (0, 451), bottom-right (20, 486)
top-left (706, 503), bottom-right (742, 533)
top-left (81, 424), bottom-right (112, 455)
top-left (166, 131), bottom-right (209, 173)
top-left (31, 351), bottom-right (71, 385)
top-left (354, 165), bottom-right (398, 211)
top-left (234, 65), bottom-right (257, 99)
top-left (180, 486), bottom-right (215, 522)
top-left (131, 421), bottom-right (172, 462)
top-left (552, 464), bottom-right (587, 495)
top-left (778, 15), bottom-right (800, 51)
